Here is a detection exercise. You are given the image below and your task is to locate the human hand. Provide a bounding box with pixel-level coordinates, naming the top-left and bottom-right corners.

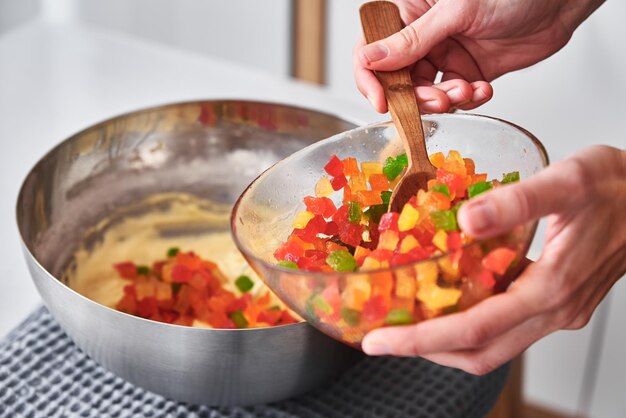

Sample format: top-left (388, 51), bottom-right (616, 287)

top-left (355, 0), bottom-right (604, 113)
top-left (362, 145), bottom-right (626, 375)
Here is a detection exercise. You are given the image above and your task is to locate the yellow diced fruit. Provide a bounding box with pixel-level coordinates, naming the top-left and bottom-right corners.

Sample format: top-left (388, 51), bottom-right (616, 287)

top-left (349, 172), bottom-right (367, 192)
top-left (432, 229), bottom-right (448, 252)
top-left (343, 275), bottom-right (372, 311)
top-left (395, 269), bottom-right (416, 299)
top-left (361, 257), bottom-right (381, 271)
top-left (398, 204), bottom-right (420, 232)
top-left (429, 152), bottom-right (445, 168)
top-left (417, 285), bottom-right (462, 310)
top-left (379, 230), bottom-right (399, 251)
top-left (292, 211), bottom-right (314, 229)
top-left (438, 256), bottom-right (461, 281)
top-left (360, 161), bottom-right (383, 178)
top-left (400, 235), bottom-right (419, 254)
top-left (315, 176), bottom-right (334, 197)
top-left (415, 260), bottom-right (438, 288)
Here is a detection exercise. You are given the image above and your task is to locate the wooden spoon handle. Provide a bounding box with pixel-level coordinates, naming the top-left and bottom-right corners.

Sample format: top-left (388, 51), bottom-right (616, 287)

top-left (359, 1), bottom-right (430, 169)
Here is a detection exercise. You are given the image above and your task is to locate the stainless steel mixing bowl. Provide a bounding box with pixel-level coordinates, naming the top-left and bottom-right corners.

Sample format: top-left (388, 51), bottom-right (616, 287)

top-left (16, 100), bottom-right (363, 406)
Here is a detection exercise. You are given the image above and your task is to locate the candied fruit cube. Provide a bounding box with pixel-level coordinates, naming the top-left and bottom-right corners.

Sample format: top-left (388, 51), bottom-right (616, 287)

top-left (368, 173), bottom-right (390, 191)
top-left (361, 161), bottom-right (383, 178)
top-left (399, 235), bottom-right (419, 253)
top-left (356, 190), bottom-right (383, 207)
top-left (324, 155), bottom-right (344, 177)
top-left (398, 204), bottom-right (420, 231)
top-left (315, 176), bottom-right (334, 197)
top-left (292, 211), bottom-right (314, 229)
top-left (432, 229), bottom-right (448, 252)
top-left (378, 230), bottom-right (399, 251)
top-left (342, 157), bottom-right (360, 176)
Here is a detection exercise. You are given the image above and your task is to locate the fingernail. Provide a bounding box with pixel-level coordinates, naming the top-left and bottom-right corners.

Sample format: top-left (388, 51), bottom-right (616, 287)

top-left (363, 340), bottom-right (391, 356)
top-left (422, 99), bottom-right (442, 113)
top-left (447, 87), bottom-right (464, 103)
top-left (464, 199), bottom-right (495, 233)
top-left (362, 43), bottom-right (389, 63)
top-left (366, 95), bottom-right (376, 109)
top-left (472, 85), bottom-right (488, 102)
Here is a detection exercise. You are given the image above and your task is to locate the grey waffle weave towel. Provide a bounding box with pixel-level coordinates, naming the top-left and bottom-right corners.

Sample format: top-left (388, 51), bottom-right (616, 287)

top-left (0, 307), bottom-right (508, 418)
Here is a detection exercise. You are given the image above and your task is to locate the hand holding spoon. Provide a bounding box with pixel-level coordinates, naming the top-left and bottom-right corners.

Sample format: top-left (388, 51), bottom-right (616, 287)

top-left (359, 1), bottom-right (437, 213)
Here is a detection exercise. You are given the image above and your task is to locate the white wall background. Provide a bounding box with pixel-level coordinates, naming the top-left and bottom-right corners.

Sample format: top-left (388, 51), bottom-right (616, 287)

top-left (1, 1), bottom-right (624, 417)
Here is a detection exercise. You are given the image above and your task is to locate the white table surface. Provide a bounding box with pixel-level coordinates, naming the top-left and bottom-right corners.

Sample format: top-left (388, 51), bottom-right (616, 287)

top-left (0, 19), bottom-right (381, 338)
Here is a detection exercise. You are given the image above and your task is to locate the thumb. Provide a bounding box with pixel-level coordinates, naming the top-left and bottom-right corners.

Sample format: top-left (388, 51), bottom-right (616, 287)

top-left (458, 159), bottom-right (586, 238)
top-left (358, 3), bottom-right (462, 71)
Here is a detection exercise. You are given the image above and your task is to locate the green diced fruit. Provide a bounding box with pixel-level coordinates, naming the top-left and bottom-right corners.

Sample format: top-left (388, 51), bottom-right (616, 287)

top-left (383, 157), bottom-right (404, 181)
top-left (341, 307), bottom-right (361, 326)
top-left (230, 310), bottom-right (249, 328)
top-left (326, 250), bottom-right (358, 272)
top-left (136, 266), bottom-right (150, 276)
top-left (277, 260), bottom-right (299, 270)
top-left (348, 201), bottom-right (362, 224)
top-left (167, 247), bottom-right (180, 257)
top-left (311, 294), bottom-right (332, 314)
top-left (430, 210), bottom-right (458, 232)
top-left (380, 191), bottom-right (392, 206)
top-left (235, 275), bottom-right (254, 293)
top-left (171, 282), bottom-right (182, 294)
top-left (468, 181), bottom-right (492, 198)
top-left (431, 183), bottom-right (450, 197)
top-left (395, 153), bottom-right (409, 167)
top-left (385, 309), bottom-right (414, 325)
top-left (501, 171), bottom-right (520, 184)
top-left (365, 204), bottom-right (387, 224)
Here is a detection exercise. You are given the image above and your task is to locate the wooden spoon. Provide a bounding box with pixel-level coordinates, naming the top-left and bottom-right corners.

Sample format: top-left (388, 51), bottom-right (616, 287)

top-left (360, 1), bottom-right (436, 213)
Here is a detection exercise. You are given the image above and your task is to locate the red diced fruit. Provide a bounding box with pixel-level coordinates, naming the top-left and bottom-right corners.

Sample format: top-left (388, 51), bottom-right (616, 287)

top-left (482, 247), bottom-right (517, 275)
top-left (378, 212), bottom-right (399, 232)
top-left (114, 262), bottom-right (138, 279)
top-left (331, 175), bottom-right (348, 191)
top-left (324, 155), bottom-right (344, 177)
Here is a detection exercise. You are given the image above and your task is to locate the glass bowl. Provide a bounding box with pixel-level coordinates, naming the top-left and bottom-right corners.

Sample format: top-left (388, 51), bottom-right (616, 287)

top-left (232, 113), bottom-right (548, 348)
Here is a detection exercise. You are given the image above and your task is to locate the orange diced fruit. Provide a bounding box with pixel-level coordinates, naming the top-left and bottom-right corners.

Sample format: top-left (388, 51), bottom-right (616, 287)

top-left (368, 173), bottom-right (390, 191)
top-left (463, 158), bottom-right (476, 175)
top-left (349, 172), bottom-right (367, 192)
top-left (343, 184), bottom-right (353, 204)
top-left (398, 204), bottom-right (420, 231)
top-left (356, 190), bottom-right (383, 207)
top-left (429, 152), bottom-right (445, 168)
top-left (315, 176), bottom-right (334, 197)
top-left (395, 269), bottom-right (416, 299)
top-left (342, 157), bottom-right (360, 176)
top-left (292, 211), bottom-right (314, 229)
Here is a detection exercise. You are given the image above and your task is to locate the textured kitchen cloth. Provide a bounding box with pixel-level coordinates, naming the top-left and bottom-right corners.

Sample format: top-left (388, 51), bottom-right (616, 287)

top-left (0, 307), bottom-right (508, 418)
